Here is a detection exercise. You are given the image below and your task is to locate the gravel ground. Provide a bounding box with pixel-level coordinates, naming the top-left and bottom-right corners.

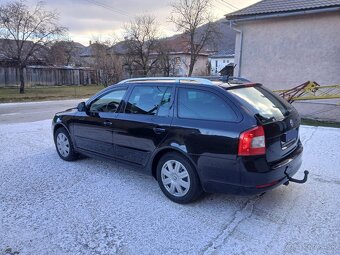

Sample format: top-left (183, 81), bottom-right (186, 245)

top-left (0, 120), bottom-right (339, 255)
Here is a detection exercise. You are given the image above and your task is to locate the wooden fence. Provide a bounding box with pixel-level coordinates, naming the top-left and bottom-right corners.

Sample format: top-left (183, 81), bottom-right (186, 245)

top-left (0, 66), bottom-right (98, 87)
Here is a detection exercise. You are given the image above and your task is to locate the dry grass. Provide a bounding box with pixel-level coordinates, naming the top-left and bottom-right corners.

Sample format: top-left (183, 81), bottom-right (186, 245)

top-left (301, 118), bottom-right (340, 128)
top-left (0, 85), bottom-right (104, 103)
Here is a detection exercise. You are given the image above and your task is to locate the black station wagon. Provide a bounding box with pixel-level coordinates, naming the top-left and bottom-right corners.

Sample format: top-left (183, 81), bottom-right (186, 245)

top-left (52, 77), bottom-right (307, 203)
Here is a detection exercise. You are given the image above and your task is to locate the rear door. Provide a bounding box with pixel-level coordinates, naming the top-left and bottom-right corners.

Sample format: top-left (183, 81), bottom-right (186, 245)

top-left (228, 85), bottom-right (300, 163)
top-left (171, 86), bottom-right (244, 185)
top-left (113, 84), bottom-right (174, 166)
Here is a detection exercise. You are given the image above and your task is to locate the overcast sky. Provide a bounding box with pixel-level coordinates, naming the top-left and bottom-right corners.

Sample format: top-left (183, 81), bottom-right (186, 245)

top-left (3, 0), bottom-right (260, 45)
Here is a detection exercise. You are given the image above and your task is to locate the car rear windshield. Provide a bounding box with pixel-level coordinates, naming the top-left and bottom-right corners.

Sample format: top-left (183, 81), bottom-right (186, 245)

top-left (227, 86), bottom-right (293, 121)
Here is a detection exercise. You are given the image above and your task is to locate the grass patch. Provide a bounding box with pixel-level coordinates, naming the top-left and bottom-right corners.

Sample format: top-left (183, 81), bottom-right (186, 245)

top-left (0, 85), bottom-right (104, 103)
top-left (301, 118), bottom-right (340, 128)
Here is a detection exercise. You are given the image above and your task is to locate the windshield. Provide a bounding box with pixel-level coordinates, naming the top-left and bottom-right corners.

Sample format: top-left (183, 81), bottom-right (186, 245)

top-left (228, 86), bottom-right (293, 121)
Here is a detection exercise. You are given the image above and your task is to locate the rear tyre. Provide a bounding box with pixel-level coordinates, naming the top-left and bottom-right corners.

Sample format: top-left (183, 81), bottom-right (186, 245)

top-left (156, 152), bottom-right (203, 204)
top-left (54, 127), bottom-right (77, 161)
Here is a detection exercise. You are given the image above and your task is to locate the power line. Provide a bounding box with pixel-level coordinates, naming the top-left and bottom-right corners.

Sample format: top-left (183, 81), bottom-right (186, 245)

top-left (82, 0), bottom-right (130, 17)
top-left (213, 0), bottom-right (234, 12)
top-left (219, 0), bottom-right (239, 11)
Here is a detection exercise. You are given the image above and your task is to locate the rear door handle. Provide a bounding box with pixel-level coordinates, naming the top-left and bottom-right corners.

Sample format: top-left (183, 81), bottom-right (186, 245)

top-left (104, 121), bottom-right (113, 126)
top-left (153, 127), bottom-right (166, 134)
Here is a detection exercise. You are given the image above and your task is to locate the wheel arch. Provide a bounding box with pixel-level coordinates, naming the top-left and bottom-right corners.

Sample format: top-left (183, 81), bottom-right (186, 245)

top-left (53, 123), bottom-right (71, 139)
top-left (150, 147), bottom-right (198, 179)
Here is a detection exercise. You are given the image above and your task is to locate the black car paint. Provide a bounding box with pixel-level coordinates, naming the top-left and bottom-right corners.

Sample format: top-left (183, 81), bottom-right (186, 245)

top-left (52, 82), bottom-right (303, 195)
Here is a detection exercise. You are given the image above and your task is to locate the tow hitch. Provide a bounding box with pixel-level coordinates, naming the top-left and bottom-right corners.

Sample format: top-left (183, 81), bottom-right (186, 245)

top-left (284, 167), bottom-right (309, 184)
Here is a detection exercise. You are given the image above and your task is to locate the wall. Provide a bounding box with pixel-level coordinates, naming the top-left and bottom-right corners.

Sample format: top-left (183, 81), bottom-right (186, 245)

top-left (0, 66), bottom-right (97, 87)
top-left (234, 11), bottom-right (340, 90)
top-left (0, 67), bottom-right (19, 86)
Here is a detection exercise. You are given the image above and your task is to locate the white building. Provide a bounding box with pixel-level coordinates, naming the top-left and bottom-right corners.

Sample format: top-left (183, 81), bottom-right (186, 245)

top-left (208, 50), bottom-right (235, 76)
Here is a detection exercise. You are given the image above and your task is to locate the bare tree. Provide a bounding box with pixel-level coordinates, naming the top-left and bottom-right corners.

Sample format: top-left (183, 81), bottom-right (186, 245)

top-left (124, 15), bottom-right (160, 76)
top-left (169, 0), bottom-right (216, 76)
top-left (48, 40), bottom-right (82, 66)
top-left (0, 1), bottom-right (66, 93)
top-left (156, 41), bottom-right (176, 77)
top-left (90, 40), bottom-right (123, 86)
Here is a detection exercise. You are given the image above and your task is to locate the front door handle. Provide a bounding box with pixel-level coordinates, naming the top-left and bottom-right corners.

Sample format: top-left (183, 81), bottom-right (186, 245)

top-left (153, 127), bottom-right (166, 134)
top-left (104, 121), bottom-right (113, 126)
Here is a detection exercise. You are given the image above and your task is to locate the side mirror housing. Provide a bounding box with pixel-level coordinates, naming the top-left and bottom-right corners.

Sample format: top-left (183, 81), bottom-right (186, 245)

top-left (77, 102), bottom-right (87, 112)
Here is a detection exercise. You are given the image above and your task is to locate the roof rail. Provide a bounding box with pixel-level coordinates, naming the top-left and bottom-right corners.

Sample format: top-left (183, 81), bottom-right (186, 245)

top-left (195, 76), bottom-right (251, 83)
top-left (118, 77), bottom-right (214, 85)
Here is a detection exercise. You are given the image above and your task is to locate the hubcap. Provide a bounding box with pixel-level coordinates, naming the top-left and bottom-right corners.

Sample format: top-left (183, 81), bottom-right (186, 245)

top-left (56, 133), bottom-right (70, 157)
top-left (161, 160), bottom-right (190, 197)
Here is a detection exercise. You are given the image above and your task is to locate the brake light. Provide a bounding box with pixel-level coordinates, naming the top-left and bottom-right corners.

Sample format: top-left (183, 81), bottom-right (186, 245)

top-left (238, 126), bottom-right (266, 156)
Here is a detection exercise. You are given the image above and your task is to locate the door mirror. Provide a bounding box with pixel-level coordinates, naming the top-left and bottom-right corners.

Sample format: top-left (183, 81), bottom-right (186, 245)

top-left (77, 102), bottom-right (87, 112)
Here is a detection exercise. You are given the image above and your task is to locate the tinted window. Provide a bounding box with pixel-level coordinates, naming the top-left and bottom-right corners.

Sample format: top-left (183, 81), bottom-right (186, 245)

top-left (125, 86), bottom-right (172, 116)
top-left (228, 86), bottom-right (293, 121)
top-left (90, 89), bottom-right (126, 113)
top-left (178, 88), bottom-right (237, 121)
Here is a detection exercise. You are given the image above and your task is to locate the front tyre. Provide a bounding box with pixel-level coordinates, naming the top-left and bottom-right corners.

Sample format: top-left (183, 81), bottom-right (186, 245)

top-left (156, 152), bottom-right (203, 204)
top-left (54, 127), bottom-right (77, 161)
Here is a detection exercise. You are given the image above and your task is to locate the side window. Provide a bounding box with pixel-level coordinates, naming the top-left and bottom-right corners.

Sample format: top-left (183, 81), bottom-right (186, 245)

top-left (178, 88), bottom-right (237, 122)
top-left (125, 86), bottom-right (172, 116)
top-left (90, 89), bottom-right (127, 113)
top-left (157, 90), bottom-right (172, 117)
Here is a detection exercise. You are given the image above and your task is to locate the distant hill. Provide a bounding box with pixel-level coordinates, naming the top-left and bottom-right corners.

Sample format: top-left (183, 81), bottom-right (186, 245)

top-left (110, 18), bottom-right (236, 55)
top-left (200, 18), bottom-right (236, 53)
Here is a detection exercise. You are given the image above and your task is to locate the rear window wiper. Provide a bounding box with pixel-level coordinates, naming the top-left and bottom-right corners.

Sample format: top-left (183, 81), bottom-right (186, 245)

top-left (255, 113), bottom-right (276, 123)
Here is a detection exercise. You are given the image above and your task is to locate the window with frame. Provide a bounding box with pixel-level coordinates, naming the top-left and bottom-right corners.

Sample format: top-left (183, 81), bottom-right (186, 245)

top-left (89, 89), bottom-right (127, 113)
top-left (178, 88), bottom-right (237, 121)
top-left (125, 86), bottom-right (172, 116)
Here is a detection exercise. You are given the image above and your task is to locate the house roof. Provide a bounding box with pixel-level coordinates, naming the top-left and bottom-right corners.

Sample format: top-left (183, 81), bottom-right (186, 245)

top-left (0, 39), bottom-right (48, 64)
top-left (79, 43), bottom-right (108, 57)
top-left (225, 0), bottom-right (340, 20)
top-left (209, 49), bottom-right (235, 58)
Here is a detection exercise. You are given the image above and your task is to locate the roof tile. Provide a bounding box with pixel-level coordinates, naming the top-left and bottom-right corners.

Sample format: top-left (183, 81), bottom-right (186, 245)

top-left (226, 0), bottom-right (340, 19)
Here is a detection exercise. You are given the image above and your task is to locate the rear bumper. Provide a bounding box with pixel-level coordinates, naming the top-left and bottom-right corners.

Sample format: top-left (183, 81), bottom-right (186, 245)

top-left (201, 143), bottom-right (303, 195)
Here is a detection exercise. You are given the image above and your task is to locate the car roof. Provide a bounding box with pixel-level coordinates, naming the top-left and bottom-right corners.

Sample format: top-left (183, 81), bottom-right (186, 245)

top-left (116, 76), bottom-right (254, 88)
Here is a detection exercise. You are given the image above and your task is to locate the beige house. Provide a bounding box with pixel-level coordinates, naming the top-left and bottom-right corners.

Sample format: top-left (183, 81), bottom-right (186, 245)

top-left (225, 0), bottom-right (340, 90)
top-left (168, 52), bottom-right (209, 77)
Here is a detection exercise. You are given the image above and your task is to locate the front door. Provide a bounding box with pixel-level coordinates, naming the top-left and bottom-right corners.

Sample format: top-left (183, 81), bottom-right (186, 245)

top-left (113, 84), bottom-right (174, 166)
top-left (73, 88), bottom-right (127, 157)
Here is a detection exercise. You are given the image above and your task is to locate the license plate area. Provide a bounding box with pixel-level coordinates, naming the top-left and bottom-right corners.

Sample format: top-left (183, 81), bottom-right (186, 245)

top-left (283, 128), bottom-right (298, 142)
top-left (281, 128), bottom-right (298, 149)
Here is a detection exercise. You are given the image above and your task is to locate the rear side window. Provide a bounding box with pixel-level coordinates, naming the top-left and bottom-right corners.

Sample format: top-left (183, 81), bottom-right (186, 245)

top-left (177, 88), bottom-right (237, 121)
top-left (228, 86), bottom-right (293, 121)
top-left (125, 86), bottom-right (172, 116)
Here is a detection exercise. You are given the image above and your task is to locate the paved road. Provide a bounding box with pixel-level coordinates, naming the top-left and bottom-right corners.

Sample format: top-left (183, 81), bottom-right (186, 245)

top-left (0, 119), bottom-right (339, 254)
top-left (0, 99), bottom-right (85, 124)
top-left (294, 100), bottom-right (340, 122)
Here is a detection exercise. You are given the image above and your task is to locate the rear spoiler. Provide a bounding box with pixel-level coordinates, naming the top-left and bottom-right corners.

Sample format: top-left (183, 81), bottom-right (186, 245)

top-left (221, 83), bottom-right (262, 90)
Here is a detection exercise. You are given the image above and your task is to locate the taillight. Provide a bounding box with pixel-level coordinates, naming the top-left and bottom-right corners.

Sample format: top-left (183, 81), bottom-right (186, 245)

top-left (238, 126), bottom-right (266, 156)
